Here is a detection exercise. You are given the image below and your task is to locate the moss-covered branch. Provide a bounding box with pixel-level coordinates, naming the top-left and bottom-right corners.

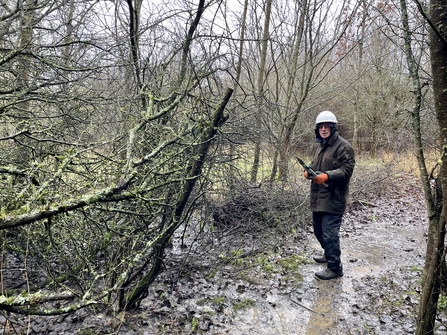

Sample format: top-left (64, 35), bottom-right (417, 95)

top-left (0, 291), bottom-right (97, 316)
top-left (123, 87), bottom-right (233, 310)
top-left (0, 181), bottom-right (130, 230)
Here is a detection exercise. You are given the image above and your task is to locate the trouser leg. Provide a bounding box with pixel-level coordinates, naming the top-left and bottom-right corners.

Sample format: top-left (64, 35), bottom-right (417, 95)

top-left (313, 212), bottom-right (342, 271)
top-left (312, 212), bottom-right (325, 249)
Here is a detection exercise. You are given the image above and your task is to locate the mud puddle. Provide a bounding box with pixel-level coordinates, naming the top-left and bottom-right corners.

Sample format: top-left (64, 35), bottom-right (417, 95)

top-left (221, 215), bottom-right (426, 335)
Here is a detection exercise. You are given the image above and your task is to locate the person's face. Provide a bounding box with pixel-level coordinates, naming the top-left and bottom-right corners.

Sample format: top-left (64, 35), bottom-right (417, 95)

top-left (318, 123), bottom-right (333, 139)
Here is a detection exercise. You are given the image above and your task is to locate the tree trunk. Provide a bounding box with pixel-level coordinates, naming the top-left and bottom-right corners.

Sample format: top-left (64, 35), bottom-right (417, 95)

top-left (352, 0), bottom-right (367, 153)
top-left (411, 0), bottom-right (447, 333)
top-left (273, 1), bottom-right (306, 181)
top-left (229, 0), bottom-right (248, 187)
top-left (416, 212), bottom-right (446, 335)
top-left (235, 0), bottom-right (249, 88)
top-left (250, 0), bottom-right (272, 183)
top-left (126, 0), bottom-right (147, 109)
top-left (16, 1), bottom-right (35, 162)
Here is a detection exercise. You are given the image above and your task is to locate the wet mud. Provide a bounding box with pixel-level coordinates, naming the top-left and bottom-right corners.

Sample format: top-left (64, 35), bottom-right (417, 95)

top-left (131, 179), bottom-right (429, 334)
top-left (2, 179), bottom-right (436, 334)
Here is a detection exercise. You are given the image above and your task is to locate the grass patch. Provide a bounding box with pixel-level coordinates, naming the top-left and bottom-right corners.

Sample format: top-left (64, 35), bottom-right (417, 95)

top-left (255, 252), bottom-right (308, 275)
top-left (191, 317), bottom-right (199, 332)
top-left (197, 296), bottom-right (225, 308)
top-left (205, 269), bottom-right (217, 280)
top-left (277, 254), bottom-right (308, 271)
top-left (211, 296), bottom-right (225, 305)
top-left (233, 299), bottom-right (255, 311)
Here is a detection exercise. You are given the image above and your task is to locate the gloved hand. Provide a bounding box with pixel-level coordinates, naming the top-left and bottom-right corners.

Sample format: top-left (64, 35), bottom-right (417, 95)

top-left (313, 173), bottom-right (328, 185)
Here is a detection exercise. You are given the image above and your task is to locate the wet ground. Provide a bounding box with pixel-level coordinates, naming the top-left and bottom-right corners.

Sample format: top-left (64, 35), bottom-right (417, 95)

top-left (129, 178), bottom-right (428, 335)
top-left (2, 177), bottom-right (434, 334)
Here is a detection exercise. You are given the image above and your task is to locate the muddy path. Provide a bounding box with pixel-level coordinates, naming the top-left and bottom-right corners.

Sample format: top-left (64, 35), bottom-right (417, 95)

top-left (124, 178), bottom-right (429, 335)
top-left (3, 178), bottom-right (434, 334)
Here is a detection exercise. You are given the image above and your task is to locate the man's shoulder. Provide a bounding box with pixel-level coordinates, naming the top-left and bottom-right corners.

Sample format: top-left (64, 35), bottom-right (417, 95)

top-left (334, 135), bottom-right (354, 153)
top-left (337, 135), bottom-right (352, 146)
top-left (338, 136), bottom-right (351, 145)
top-left (328, 132), bottom-right (354, 151)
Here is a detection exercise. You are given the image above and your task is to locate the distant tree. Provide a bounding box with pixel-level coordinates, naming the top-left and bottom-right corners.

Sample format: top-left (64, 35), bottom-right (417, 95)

top-left (266, 0), bottom-right (359, 181)
top-left (278, 0), bottom-right (356, 179)
top-left (329, 0), bottom-right (419, 155)
top-left (250, 0), bottom-right (272, 183)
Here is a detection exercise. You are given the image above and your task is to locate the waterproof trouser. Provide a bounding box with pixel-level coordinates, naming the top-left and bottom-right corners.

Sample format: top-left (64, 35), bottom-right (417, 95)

top-left (312, 212), bottom-right (342, 272)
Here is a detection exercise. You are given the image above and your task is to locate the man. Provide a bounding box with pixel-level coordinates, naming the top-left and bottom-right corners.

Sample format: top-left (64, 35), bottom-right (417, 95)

top-left (303, 111), bottom-right (355, 280)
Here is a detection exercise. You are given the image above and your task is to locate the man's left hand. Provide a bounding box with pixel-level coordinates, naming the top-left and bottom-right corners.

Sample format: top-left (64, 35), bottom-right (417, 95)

top-left (313, 173), bottom-right (328, 185)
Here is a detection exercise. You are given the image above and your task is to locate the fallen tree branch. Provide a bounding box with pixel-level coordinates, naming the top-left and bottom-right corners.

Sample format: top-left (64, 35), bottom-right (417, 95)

top-left (123, 87), bottom-right (233, 310)
top-left (0, 181), bottom-right (131, 230)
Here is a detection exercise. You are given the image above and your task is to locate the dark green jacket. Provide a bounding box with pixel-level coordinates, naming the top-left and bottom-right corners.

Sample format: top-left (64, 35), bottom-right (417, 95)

top-left (309, 131), bottom-right (355, 215)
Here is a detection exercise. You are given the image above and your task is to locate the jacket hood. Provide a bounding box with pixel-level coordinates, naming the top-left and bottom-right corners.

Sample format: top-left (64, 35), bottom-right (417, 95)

top-left (315, 124), bottom-right (337, 144)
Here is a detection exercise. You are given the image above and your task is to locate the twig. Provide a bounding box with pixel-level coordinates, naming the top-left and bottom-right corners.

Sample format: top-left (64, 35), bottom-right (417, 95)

top-left (352, 199), bottom-right (377, 207)
top-left (289, 297), bottom-right (325, 316)
top-left (290, 297), bottom-right (353, 334)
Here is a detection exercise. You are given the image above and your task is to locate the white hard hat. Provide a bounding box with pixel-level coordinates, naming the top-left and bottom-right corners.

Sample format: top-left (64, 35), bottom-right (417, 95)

top-left (315, 111), bottom-right (337, 125)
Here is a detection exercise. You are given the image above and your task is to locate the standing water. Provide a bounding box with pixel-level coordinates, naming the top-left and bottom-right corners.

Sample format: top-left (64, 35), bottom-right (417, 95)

top-left (221, 193), bottom-right (427, 335)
